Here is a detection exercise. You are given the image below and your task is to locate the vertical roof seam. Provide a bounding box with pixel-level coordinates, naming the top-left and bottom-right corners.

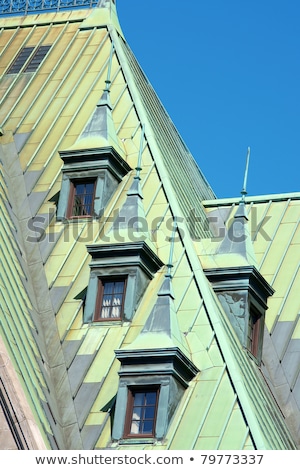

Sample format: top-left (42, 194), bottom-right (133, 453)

top-left (190, 365), bottom-right (227, 449)
top-left (270, 218), bottom-right (299, 285)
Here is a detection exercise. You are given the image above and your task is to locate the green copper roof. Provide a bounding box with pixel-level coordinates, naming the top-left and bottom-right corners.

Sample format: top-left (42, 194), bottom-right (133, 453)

top-left (0, 160), bottom-right (51, 447)
top-left (0, 1), bottom-right (298, 450)
top-left (117, 37), bottom-right (216, 239)
top-left (202, 193), bottom-right (300, 442)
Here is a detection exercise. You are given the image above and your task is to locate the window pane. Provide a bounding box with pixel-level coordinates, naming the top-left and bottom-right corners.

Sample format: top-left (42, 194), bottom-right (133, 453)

top-left (144, 406), bottom-right (155, 419)
top-left (142, 420), bottom-right (153, 434)
top-left (102, 295), bottom-right (112, 306)
top-left (71, 180), bottom-right (95, 216)
top-left (103, 282), bottom-right (114, 295)
top-left (97, 279), bottom-right (125, 320)
top-left (127, 390), bottom-right (158, 437)
top-left (7, 45), bottom-right (51, 74)
top-left (133, 393), bottom-right (144, 407)
top-left (114, 281), bottom-right (125, 293)
top-left (75, 183), bottom-right (85, 193)
top-left (23, 45), bottom-right (51, 72)
top-left (112, 294), bottom-right (122, 307)
top-left (130, 420), bottom-right (140, 435)
top-left (146, 392), bottom-right (157, 405)
top-left (83, 182), bottom-right (94, 214)
top-left (132, 406), bottom-right (142, 420)
top-left (86, 182), bottom-right (95, 192)
top-left (7, 47), bottom-right (34, 73)
top-left (111, 305), bottom-right (121, 318)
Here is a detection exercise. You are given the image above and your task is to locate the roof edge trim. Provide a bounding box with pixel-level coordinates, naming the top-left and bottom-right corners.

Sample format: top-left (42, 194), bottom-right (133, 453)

top-left (203, 192), bottom-right (300, 207)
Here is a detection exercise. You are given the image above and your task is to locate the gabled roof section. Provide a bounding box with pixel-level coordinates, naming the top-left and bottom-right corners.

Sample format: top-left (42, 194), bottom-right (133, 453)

top-left (200, 148), bottom-right (257, 268)
top-left (201, 193), bottom-right (300, 444)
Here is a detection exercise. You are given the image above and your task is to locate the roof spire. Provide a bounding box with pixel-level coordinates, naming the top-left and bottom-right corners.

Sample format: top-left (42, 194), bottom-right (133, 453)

top-left (97, 41), bottom-right (114, 108)
top-left (64, 40), bottom-right (124, 155)
top-left (216, 147), bottom-right (257, 266)
top-left (107, 125), bottom-right (156, 248)
top-left (120, 217), bottom-right (189, 355)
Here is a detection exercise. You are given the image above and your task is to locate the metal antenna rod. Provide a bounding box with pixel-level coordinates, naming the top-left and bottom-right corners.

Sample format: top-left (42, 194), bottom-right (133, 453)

top-left (135, 124), bottom-right (145, 180)
top-left (104, 42), bottom-right (114, 92)
top-left (241, 147), bottom-right (250, 201)
top-left (166, 216), bottom-right (177, 278)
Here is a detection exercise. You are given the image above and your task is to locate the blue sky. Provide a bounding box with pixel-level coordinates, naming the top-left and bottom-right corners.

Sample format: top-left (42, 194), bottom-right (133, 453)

top-left (117, 0), bottom-right (300, 199)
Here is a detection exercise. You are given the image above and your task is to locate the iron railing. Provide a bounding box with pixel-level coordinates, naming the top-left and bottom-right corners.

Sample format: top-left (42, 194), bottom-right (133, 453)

top-left (0, 0), bottom-right (99, 16)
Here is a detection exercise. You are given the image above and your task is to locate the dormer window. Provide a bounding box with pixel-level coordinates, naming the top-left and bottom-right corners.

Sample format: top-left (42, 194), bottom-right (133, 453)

top-left (112, 347), bottom-right (199, 442)
top-left (204, 266), bottom-right (274, 364)
top-left (67, 178), bottom-right (96, 218)
top-left (56, 148), bottom-right (131, 221)
top-left (124, 387), bottom-right (159, 438)
top-left (83, 242), bottom-right (163, 324)
top-left (94, 277), bottom-right (127, 321)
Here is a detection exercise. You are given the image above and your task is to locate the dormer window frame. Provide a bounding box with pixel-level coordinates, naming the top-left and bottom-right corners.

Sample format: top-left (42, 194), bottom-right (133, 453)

top-left (94, 276), bottom-right (127, 322)
top-left (112, 347), bottom-right (199, 443)
top-left (123, 386), bottom-right (160, 439)
top-left (67, 177), bottom-right (97, 219)
top-left (204, 266), bottom-right (274, 365)
top-left (56, 147), bottom-right (131, 222)
top-left (83, 242), bottom-right (164, 324)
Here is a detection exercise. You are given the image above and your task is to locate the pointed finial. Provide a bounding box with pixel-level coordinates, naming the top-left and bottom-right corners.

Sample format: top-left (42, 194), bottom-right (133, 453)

top-left (135, 124), bottom-right (145, 180)
top-left (126, 124), bottom-right (145, 198)
top-left (104, 42), bottom-right (115, 92)
top-left (166, 217), bottom-right (177, 278)
top-left (241, 147), bottom-right (250, 202)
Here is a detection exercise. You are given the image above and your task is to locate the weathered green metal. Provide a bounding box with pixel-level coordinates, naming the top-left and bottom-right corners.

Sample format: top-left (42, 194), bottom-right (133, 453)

top-left (0, 0), bottom-right (298, 451)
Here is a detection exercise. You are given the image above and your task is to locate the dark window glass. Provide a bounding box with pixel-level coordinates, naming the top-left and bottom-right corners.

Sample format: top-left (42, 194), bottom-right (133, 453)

top-left (125, 389), bottom-right (159, 438)
top-left (24, 45), bottom-right (51, 72)
top-left (68, 179), bottom-right (96, 218)
top-left (94, 279), bottom-right (126, 321)
top-left (7, 47), bottom-right (34, 74)
top-left (247, 312), bottom-right (261, 357)
top-left (6, 45), bottom-right (51, 74)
